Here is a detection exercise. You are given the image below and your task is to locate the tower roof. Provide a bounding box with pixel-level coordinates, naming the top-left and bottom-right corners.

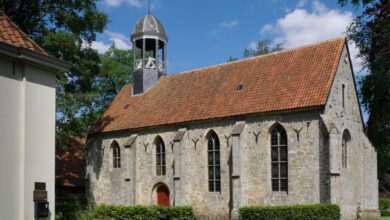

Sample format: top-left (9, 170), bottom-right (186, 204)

top-left (131, 15), bottom-right (168, 41)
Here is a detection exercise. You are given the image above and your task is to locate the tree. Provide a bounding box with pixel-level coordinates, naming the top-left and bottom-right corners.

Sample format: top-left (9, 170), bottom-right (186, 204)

top-left (339, 0), bottom-right (390, 181)
top-left (243, 39), bottom-right (283, 58)
top-left (227, 56), bottom-right (239, 62)
top-left (95, 45), bottom-right (133, 111)
top-left (228, 39), bottom-right (283, 62)
top-left (1, 0), bottom-right (108, 139)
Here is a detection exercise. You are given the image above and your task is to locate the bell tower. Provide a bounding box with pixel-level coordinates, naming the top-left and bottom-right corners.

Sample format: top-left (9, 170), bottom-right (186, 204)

top-left (131, 14), bottom-right (168, 95)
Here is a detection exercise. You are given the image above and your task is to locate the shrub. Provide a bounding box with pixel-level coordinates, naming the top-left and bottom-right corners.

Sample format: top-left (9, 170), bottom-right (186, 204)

top-left (77, 205), bottom-right (195, 220)
top-left (380, 198), bottom-right (390, 216)
top-left (239, 204), bottom-right (340, 220)
top-left (56, 196), bottom-right (87, 220)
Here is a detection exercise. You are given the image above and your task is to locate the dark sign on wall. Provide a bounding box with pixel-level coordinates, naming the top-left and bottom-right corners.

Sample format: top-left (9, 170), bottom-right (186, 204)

top-left (34, 182), bottom-right (49, 218)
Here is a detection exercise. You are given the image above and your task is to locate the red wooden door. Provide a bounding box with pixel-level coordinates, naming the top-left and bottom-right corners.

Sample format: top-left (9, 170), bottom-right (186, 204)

top-left (157, 185), bottom-right (170, 206)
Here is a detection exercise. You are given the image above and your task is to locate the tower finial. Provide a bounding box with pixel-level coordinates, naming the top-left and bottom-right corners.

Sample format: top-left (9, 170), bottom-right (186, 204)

top-left (148, 0), bottom-right (151, 15)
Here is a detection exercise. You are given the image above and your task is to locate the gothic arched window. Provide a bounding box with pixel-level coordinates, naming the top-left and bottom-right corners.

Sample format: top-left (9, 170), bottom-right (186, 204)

top-left (342, 130), bottom-right (351, 169)
top-left (156, 137), bottom-right (166, 176)
top-left (207, 131), bottom-right (221, 192)
top-left (271, 124), bottom-right (288, 192)
top-left (112, 141), bottom-right (121, 168)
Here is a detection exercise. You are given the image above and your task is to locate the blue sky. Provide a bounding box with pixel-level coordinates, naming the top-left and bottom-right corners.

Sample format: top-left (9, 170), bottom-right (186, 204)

top-left (92, 0), bottom-right (363, 75)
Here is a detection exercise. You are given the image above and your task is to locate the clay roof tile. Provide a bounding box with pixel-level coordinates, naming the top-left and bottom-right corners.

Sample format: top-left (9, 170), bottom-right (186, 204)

top-left (91, 38), bottom-right (346, 134)
top-left (0, 11), bottom-right (47, 55)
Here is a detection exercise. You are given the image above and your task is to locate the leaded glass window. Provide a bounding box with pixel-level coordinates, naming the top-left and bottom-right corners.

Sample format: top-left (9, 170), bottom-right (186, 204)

top-left (112, 142), bottom-right (121, 169)
top-left (156, 137), bottom-right (166, 176)
top-left (342, 130), bottom-right (350, 169)
top-left (342, 138), bottom-right (347, 168)
top-left (207, 131), bottom-right (221, 192)
top-left (271, 125), bottom-right (288, 192)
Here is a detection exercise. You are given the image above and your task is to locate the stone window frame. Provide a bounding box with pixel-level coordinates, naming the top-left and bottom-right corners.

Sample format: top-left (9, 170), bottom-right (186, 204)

top-left (342, 129), bottom-right (351, 169)
top-left (270, 124), bottom-right (288, 192)
top-left (206, 130), bottom-right (221, 192)
top-left (155, 136), bottom-right (166, 176)
top-left (112, 141), bottom-right (121, 169)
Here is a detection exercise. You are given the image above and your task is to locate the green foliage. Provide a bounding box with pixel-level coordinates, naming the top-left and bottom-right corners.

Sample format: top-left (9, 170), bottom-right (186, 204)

top-left (55, 196), bottom-right (88, 220)
top-left (77, 205), bottom-right (195, 220)
top-left (0, 0), bottom-right (107, 43)
top-left (227, 56), bottom-right (239, 62)
top-left (380, 199), bottom-right (390, 216)
top-left (229, 39), bottom-right (283, 62)
top-left (340, 0), bottom-right (390, 181)
top-left (55, 45), bottom-right (133, 142)
top-left (382, 210), bottom-right (390, 217)
top-left (1, 1), bottom-right (109, 140)
top-left (239, 204), bottom-right (340, 220)
top-left (243, 39), bottom-right (283, 58)
top-left (95, 45), bottom-right (133, 109)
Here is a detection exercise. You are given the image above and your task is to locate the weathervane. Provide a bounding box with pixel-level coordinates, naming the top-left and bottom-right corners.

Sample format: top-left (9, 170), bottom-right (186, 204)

top-left (148, 0), bottom-right (151, 15)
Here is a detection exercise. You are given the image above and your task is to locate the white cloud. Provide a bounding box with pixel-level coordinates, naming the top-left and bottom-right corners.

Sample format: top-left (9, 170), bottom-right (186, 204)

top-left (104, 0), bottom-right (123, 7)
top-left (260, 0), bottom-right (364, 74)
top-left (210, 30), bottom-right (219, 38)
top-left (260, 24), bottom-right (275, 34)
top-left (210, 20), bottom-right (240, 38)
top-left (106, 31), bottom-right (131, 50)
top-left (127, 0), bottom-right (142, 7)
top-left (220, 20), bottom-right (240, 29)
top-left (90, 41), bottom-right (111, 53)
top-left (104, 0), bottom-right (142, 7)
top-left (269, 2), bottom-right (353, 47)
top-left (348, 41), bottom-right (365, 74)
top-left (297, 0), bottom-right (308, 8)
top-left (83, 31), bottom-right (131, 54)
top-left (312, 0), bottom-right (328, 13)
top-left (248, 41), bottom-right (257, 50)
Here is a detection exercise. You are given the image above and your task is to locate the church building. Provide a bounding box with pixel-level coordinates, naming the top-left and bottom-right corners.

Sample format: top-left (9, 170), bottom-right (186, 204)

top-left (86, 14), bottom-right (379, 219)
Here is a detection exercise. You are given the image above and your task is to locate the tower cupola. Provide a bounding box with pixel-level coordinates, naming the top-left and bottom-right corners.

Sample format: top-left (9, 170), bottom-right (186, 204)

top-left (131, 14), bottom-right (168, 95)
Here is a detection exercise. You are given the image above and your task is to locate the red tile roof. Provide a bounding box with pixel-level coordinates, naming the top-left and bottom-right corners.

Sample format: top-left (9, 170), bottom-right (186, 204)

top-left (91, 38), bottom-right (345, 134)
top-left (0, 11), bottom-right (47, 55)
top-left (56, 137), bottom-right (85, 187)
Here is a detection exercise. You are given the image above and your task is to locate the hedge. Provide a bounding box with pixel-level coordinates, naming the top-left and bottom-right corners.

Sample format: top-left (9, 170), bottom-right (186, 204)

top-left (239, 204), bottom-right (340, 220)
top-left (77, 205), bottom-right (195, 220)
top-left (380, 198), bottom-right (390, 216)
top-left (56, 196), bottom-right (87, 220)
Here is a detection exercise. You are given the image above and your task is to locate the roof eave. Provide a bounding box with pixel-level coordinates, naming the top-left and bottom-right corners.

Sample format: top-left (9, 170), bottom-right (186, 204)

top-left (89, 105), bottom-right (325, 136)
top-left (131, 32), bottom-right (168, 42)
top-left (0, 41), bottom-right (72, 74)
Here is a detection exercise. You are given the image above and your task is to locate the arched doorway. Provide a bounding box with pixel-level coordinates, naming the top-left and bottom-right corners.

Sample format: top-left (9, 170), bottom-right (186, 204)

top-left (156, 185), bottom-right (170, 206)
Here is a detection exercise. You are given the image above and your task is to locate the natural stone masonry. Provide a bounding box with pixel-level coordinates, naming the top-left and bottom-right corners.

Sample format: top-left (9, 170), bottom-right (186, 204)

top-left (173, 128), bottom-right (186, 205)
top-left (86, 45), bottom-right (379, 219)
top-left (321, 45), bottom-right (379, 219)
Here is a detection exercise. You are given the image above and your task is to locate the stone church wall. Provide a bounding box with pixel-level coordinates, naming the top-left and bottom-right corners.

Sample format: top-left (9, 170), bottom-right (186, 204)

top-left (321, 45), bottom-right (379, 219)
top-left (86, 110), bottom-right (324, 216)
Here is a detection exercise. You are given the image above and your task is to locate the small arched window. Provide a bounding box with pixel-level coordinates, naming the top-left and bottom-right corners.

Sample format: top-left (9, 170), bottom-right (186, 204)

top-left (271, 124), bottom-right (288, 192)
top-left (156, 137), bottom-right (166, 176)
top-left (342, 130), bottom-right (351, 169)
top-left (112, 141), bottom-right (121, 168)
top-left (207, 131), bottom-right (221, 192)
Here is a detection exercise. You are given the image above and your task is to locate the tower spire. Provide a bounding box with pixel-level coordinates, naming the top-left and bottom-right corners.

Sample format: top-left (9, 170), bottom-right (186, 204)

top-left (131, 13), bottom-right (168, 95)
top-left (148, 0), bottom-right (151, 15)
